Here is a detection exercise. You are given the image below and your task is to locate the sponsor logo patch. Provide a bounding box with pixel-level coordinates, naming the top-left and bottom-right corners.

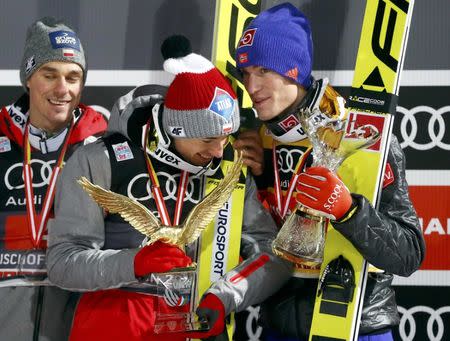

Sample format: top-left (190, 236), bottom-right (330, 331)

top-left (285, 67), bottom-right (299, 81)
top-left (346, 111), bottom-right (385, 151)
top-left (279, 114), bottom-right (300, 132)
top-left (49, 30), bottom-right (80, 51)
top-left (208, 87), bottom-right (235, 133)
top-left (0, 136), bottom-right (11, 153)
top-left (112, 141), bottom-right (133, 161)
top-left (382, 162), bottom-right (394, 188)
top-left (169, 126), bottom-right (186, 137)
top-left (238, 52), bottom-right (248, 64)
top-left (238, 28), bottom-right (257, 48)
top-left (63, 48), bottom-right (75, 57)
top-left (25, 56), bottom-right (36, 74)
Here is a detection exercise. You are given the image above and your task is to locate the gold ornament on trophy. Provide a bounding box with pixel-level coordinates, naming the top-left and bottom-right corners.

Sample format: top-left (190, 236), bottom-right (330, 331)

top-left (78, 150), bottom-right (243, 248)
top-left (78, 149), bottom-right (243, 333)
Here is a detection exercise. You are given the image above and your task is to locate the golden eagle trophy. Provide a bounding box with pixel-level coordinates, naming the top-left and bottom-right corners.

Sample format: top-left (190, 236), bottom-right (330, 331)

top-left (77, 150), bottom-right (243, 334)
top-left (77, 150), bottom-right (243, 248)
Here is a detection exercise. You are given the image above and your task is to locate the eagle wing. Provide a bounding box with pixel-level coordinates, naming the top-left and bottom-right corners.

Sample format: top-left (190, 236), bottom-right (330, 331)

top-left (180, 150), bottom-right (243, 245)
top-left (77, 177), bottom-right (161, 237)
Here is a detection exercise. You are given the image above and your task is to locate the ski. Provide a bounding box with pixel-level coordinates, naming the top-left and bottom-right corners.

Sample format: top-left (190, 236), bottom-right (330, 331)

top-left (309, 0), bottom-right (415, 340)
top-left (208, 1), bottom-right (262, 340)
top-left (211, 0), bottom-right (261, 110)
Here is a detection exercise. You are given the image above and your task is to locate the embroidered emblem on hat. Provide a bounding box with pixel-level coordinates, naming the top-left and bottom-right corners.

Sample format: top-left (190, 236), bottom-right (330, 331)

top-left (208, 87), bottom-right (235, 133)
top-left (0, 136), bottom-right (11, 153)
top-left (112, 141), bottom-right (134, 162)
top-left (169, 126), bottom-right (186, 137)
top-left (238, 28), bottom-right (257, 48)
top-left (285, 67), bottom-right (299, 81)
top-left (25, 56), bottom-right (36, 74)
top-left (238, 53), bottom-right (248, 64)
top-left (49, 31), bottom-right (80, 51)
top-left (63, 48), bottom-right (75, 57)
top-left (279, 114), bottom-right (300, 132)
top-left (382, 162), bottom-right (394, 188)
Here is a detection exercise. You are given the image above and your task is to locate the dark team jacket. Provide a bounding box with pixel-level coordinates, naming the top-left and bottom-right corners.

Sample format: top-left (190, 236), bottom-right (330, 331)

top-left (101, 132), bottom-right (240, 252)
top-left (254, 80), bottom-right (425, 338)
top-left (0, 93), bottom-right (107, 340)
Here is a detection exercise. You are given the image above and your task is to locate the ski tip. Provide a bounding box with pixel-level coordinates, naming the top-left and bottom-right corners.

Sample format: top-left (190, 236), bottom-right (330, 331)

top-left (161, 35), bottom-right (192, 60)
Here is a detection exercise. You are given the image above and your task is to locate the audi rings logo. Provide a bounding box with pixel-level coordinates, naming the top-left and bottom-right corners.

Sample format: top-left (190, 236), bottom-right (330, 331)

top-left (396, 105), bottom-right (450, 151)
top-left (398, 305), bottom-right (450, 341)
top-left (276, 148), bottom-right (305, 174)
top-left (127, 171), bottom-right (201, 203)
top-left (5, 160), bottom-right (56, 190)
top-left (244, 306), bottom-right (263, 341)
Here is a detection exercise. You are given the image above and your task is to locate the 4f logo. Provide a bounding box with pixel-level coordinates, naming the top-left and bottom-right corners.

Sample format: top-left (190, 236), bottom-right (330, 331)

top-left (171, 127), bottom-right (183, 136)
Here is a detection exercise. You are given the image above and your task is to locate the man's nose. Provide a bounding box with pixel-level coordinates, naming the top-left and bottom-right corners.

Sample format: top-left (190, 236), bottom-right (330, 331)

top-left (244, 73), bottom-right (260, 95)
top-left (208, 140), bottom-right (225, 158)
top-left (54, 78), bottom-right (69, 95)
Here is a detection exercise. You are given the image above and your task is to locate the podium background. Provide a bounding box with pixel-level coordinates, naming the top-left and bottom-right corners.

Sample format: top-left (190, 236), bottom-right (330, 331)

top-left (1, 1), bottom-right (449, 339)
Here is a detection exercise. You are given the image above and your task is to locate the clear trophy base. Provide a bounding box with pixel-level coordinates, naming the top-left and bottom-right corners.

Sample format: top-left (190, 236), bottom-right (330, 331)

top-left (272, 207), bottom-right (327, 268)
top-left (143, 268), bottom-right (210, 334)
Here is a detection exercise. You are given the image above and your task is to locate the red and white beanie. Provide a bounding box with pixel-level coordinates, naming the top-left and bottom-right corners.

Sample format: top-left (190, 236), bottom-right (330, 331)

top-left (161, 35), bottom-right (240, 138)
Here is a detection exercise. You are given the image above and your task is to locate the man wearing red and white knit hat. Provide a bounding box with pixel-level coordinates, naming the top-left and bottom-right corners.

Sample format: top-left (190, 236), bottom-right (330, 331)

top-left (46, 35), bottom-right (292, 341)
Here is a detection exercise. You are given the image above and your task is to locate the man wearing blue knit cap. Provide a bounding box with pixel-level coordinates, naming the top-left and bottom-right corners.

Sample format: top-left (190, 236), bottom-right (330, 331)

top-left (235, 2), bottom-right (424, 341)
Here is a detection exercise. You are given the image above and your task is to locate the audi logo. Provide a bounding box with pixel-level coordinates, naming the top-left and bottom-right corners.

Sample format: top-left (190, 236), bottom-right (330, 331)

top-left (396, 105), bottom-right (450, 151)
top-left (127, 171), bottom-right (202, 203)
top-left (243, 306), bottom-right (263, 341)
top-left (4, 159), bottom-right (56, 190)
top-left (398, 305), bottom-right (450, 341)
top-left (236, 304), bottom-right (450, 341)
top-left (276, 148), bottom-right (306, 174)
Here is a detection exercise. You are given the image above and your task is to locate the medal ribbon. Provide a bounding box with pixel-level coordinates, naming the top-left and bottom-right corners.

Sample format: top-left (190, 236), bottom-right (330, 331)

top-left (143, 120), bottom-right (188, 226)
top-left (272, 142), bottom-right (312, 220)
top-left (23, 119), bottom-right (74, 248)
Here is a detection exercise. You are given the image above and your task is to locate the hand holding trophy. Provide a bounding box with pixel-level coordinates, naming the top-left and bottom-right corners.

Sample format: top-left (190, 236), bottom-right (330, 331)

top-left (78, 150), bottom-right (243, 334)
top-left (272, 102), bottom-right (380, 267)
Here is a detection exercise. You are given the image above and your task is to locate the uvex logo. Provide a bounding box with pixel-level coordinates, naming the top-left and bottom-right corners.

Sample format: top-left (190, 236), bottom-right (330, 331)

top-left (324, 183), bottom-right (343, 210)
top-left (9, 109), bottom-right (26, 128)
top-left (154, 148), bottom-right (180, 165)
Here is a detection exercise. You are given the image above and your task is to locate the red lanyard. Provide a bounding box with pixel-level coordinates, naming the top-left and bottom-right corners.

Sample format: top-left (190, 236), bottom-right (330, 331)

top-left (143, 120), bottom-right (189, 226)
top-left (272, 142), bottom-right (312, 220)
top-left (23, 119), bottom-right (74, 248)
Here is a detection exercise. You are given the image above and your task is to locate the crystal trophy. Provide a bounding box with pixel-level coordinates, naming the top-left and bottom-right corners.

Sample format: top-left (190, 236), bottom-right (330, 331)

top-left (272, 106), bottom-right (380, 267)
top-left (148, 267), bottom-right (210, 334)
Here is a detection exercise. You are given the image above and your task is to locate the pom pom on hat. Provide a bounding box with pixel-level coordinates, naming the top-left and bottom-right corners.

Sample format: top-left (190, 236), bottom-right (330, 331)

top-left (235, 2), bottom-right (313, 89)
top-left (161, 35), bottom-right (240, 139)
top-left (161, 35), bottom-right (192, 60)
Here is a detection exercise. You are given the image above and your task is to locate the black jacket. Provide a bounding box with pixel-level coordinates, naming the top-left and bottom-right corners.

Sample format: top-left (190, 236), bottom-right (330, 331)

top-left (259, 136), bottom-right (425, 338)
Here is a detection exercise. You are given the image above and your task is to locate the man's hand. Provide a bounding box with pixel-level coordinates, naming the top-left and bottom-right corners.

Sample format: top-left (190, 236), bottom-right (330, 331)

top-left (174, 293), bottom-right (226, 339)
top-left (234, 129), bottom-right (264, 176)
top-left (296, 166), bottom-right (353, 221)
top-left (134, 241), bottom-right (192, 278)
